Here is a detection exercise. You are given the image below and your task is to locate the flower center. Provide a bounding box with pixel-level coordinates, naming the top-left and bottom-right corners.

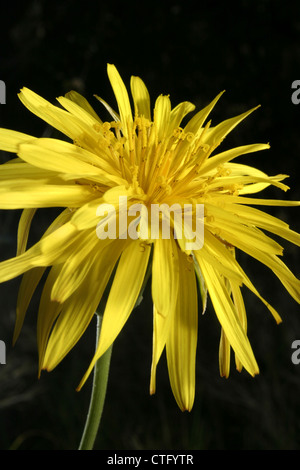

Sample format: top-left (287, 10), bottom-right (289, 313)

top-left (102, 116), bottom-right (219, 207)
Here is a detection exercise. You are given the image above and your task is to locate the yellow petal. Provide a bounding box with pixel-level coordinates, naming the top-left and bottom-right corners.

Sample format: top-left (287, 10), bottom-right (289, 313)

top-left (195, 230), bottom-right (282, 324)
top-left (193, 257), bottom-right (207, 315)
top-left (0, 162), bottom-right (58, 181)
top-left (207, 173), bottom-right (289, 193)
top-left (50, 229), bottom-right (100, 302)
top-left (200, 143), bottom-right (270, 175)
top-left (222, 202), bottom-right (300, 247)
top-left (107, 64), bottom-right (133, 128)
top-left (57, 95), bottom-right (103, 131)
top-left (18, 87), bottom-right (83, 140)
top-left (154, 95), bottom-right (171, 141)
top-left (151, 237), bottom-right (179, 316)
top-left (93, 95), bottom-right (120, 122)
top-left (150, 236), bottom-right (180, 394)
top-left (169, 101), bottom-right (195, 132)
top-left (209, 214), bottom-right (300, 305)
top-left (18, 138), bottom-right (122, 186)
top-left (216, 194), bottom-right (300, 207)
top-left (170, 92), bottom-right (225, 168)
top-left (64, 90), bottom-right (102, 122)
top-left (41, 239), bottom-right (127, 371)
top-left (130, 76), bottom-right (151, 120)
top-left (197, 256), bottom-right (259, 377)
top-left (13, 267), bottom-right (46, 345)
top-left (37, 264), bottom-right (64, 371)
top-left (77, 239), bottom-right (151, 390)
top-left (70, 184), bottom-right (145, 232)
top-left (17, 209), bottom-right (36, 255)
top-left (166, 246), bottom-right (198, 411)
top-left (195, 238), bottom-right (244, 284)
top-left (19, 90), bottom-right (120, 169)
top-left (203, 106), bottom-right (260, 146)
top-left (267, 255), bottom-right (300, 304)
top-left (0, 180), bottom-right (95, 209)
top-left (35, 202), bottom-right (96, 361)
top-left (219, 328), bottom-right (231, 378)
top-left (0, 222), bottom-right (77, 283)
top-left (230, 280), bottom-right (247, 372)
top-left (69, 197), bottom-right (105, 230)
top-left (205, 203), bottom-right (284, 256)
top-left (150, 304), bottom-right (173, 395)
top-left (219, 277), bottom-right (247, 377)
top-left (218, 162), bottom-right (290, 194)
top-left (0, 128), bottom-right (36, 152)
top-left (184, 91), bottom-right (225, 136)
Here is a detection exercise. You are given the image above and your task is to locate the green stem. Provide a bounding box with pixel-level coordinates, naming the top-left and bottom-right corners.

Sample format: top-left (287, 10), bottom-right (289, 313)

top-left (78, 314), bottom-right (113, 450)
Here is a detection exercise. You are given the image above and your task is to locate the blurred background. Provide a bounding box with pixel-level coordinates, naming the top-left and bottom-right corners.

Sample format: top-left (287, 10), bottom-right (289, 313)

top-left (0, 0), bottom-right (300, 450)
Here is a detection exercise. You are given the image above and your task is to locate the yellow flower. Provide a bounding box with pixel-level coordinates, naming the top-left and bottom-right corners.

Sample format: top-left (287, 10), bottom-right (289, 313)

top-left (0, 64), bottom-right (299, 412)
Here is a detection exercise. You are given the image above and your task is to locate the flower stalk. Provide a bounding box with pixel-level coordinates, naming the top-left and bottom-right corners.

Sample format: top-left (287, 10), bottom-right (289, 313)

top-left (78, 313), bottom-right (113, 450)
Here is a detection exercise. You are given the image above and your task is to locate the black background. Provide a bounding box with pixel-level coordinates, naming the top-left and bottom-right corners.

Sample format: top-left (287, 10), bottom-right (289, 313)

top-left (0, 0), bottom-right (300, 450)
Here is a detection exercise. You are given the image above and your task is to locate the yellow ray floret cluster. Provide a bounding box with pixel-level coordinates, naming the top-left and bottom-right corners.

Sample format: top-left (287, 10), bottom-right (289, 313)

top-left (0, 64), bottom-right (299, 411)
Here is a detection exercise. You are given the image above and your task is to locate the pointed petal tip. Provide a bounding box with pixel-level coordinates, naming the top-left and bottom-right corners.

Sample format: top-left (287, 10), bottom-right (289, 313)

top-left (12, 328), bottom-right (20, 347)
top-left (180, 404), bottom-right (193, 412)
top-left (248, 367), bottom-right (260, 377)
top-left (18, 87), bottom-right (34, 99)
top-left (220, 372), bottom-right (230, 379)
top-left (107, 63), bottom-right (118, 75)
top-left (40, 365), bottom-right (51, 374)
top-left (76, 370), bottom-right (91, 391)
top-left (37, 366), bottom-right (44, 379)
top-left (177, 394), bottom-right (195, 413)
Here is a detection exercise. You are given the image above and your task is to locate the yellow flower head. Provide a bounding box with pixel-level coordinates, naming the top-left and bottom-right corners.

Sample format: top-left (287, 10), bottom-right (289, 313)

top-left (0, 64), bottom-right (299, 411)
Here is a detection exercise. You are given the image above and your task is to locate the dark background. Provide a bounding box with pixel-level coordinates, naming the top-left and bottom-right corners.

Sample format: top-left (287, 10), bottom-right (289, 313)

top-left (0, 0), bottom-right (300, 450)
